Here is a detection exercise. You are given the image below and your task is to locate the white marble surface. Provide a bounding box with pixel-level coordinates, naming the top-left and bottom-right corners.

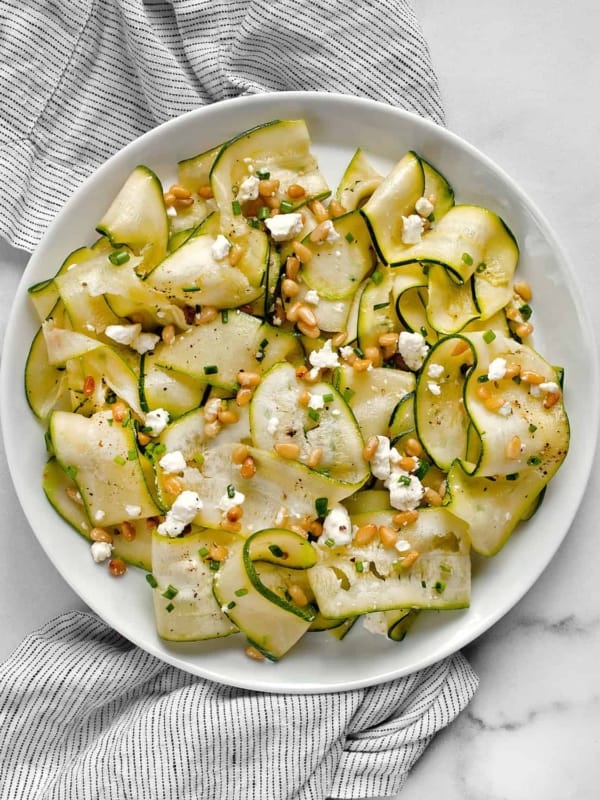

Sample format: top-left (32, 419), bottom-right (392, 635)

top-left (0, 1), bottom-right (599, 798)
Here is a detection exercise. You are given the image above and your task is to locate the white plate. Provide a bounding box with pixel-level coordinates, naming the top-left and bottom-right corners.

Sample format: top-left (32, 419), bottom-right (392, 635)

top-left (2, 92), bottom-right (597, 693)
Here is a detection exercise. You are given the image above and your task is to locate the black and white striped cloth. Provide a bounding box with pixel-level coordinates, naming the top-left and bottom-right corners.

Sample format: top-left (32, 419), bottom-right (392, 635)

top-left (0, 1), bottom-right (476, 798)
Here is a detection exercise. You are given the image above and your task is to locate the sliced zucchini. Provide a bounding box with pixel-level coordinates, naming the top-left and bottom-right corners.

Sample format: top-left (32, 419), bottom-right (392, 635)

top-left (357, 269), bottom-right (399, 350)
top-left (178, 144), bottom-right (222, 193)
top-left (25, 325), bottom-right (69, 419)
top-left (336, 148), bottom-right (383, 211)
top-left (140, 355), bottom-right (207, 418)
top-left (421, 156), bottom-right (455, 221)
top-left (426, 265), bottom-right (479, 334)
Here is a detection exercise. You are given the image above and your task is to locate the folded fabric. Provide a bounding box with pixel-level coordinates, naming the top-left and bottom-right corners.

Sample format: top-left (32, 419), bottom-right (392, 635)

top-left (0, 612), bottom-right (477, 800)
top-left (0, 0), bottom-right (443, 252)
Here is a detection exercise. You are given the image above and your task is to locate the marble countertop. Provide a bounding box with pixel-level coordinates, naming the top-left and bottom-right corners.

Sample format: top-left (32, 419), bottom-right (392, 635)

top-left (1, 1), bottom-right (598, 798)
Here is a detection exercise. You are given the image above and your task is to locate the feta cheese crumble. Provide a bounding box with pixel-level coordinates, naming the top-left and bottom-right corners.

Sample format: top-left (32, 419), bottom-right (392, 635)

top-left (144, 408), bottom-right (170, 436)
top-left (217, 489), bottom-right (246, 513)
top-left (211, 234), bottom-right (232, 261)
top-left (415, 196), bottom-right (435, 218)
top-left (91, 541), bottom-right (113, 563)
top-left (427, 362), bottom-right (444, 379)
top-left (321, 504), bottom-right (352, 546)
top-left (401, 214), bottom-right (425, 244)
top-left (237, 175), bottom-right (260, 202)
top-left (320, 219), bottom-right (340, 243)
top-left (157, 490), bottom-right (203, 537)
top-left (267, 416), bottom-right (280, 435)
top-left (386, 469), bottom-right (424, 511)
top-left (308, 339), bottom-right (340, 370)
top-left (131, 332), bottom-right (160, 355)
top-left (397, 331), bottom-right (429, 371)
top-left (487, 357), bottom-right (507, 381)
top-left (125, 504), bottom-right (142, 518)
top-left (427, 381), bottom-right (442, 396)
top-left (94, 509), bottom-right (106, 522)
top-left (371, 435), bottom-right (392, 481)
top-left (539, 381), bottom-right (560, 394)
top-left (307, 393), bottom-right (325, 410)
top-left (159, 450), bottom-right (187, 474)
top-left (304, 289), bottom-right (320, 305)
top-left (105, 323), bottom-right (142, 347)
top-left (264, 213), bottom-right (304, 242)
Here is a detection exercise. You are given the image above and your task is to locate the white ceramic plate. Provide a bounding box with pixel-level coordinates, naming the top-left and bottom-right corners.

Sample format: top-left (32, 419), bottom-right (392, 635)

top-left (2, 92), bottom-right (597, 693)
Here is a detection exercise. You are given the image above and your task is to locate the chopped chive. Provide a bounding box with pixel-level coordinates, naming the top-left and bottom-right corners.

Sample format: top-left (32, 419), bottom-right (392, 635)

top-left (182, 286), bottom-right (201, 292)
top-left (398, 474), bottom-right (412, 486)
top-left (203, 365), bottom-right (218, 375)
top-left (221, 309), bottom-right (229, 323)
top-left (209, 560), bottom-right (220, 571)
top-left (506, 473), bottom-right (519, 481)
top-left (512, 375), bottom-right (521, 384)
top-left (527, 455), bottom-right (542, 466)
top-left (256, 169), bottom-right (270, 179)
top-left (268, 543), bottom-right (285, 558)
top-left (440, 564), bottom-right (452, 574)
top-left (248, 217), bottom-right (260, 229)
top-left (127, 449), bottom-right (137, 461)
top-left (519, 304), bottom-right (533, 320)
top-left (259, 338), bottom-right (269, 350)
top-left (65, 465), bottom-right (78, 480)
top-left (461, 252), bottom-right (473, 266)
top-left (232, 200), bottom-right (242, 215)
top-left (234, 587), bottom-right (249, 597)
top-left (371, 269), bottom-right (384, 285)
top-left (193, 452), bottom-right (204, 466)
top-left (355, 561), bottom-right (365, 573)
top-left (413, 459), bottom-right (430, 480)
top-left (421, 580), bottom-right (427, 588)
top-left (113, 455), bottom-right (126, 466)
top-left (105, 390), bottom-right (117, 404)
top-left (315, 497), bottom-right (329, 518)
top-left (345, 232), bottom-right (355, 243)
top-left (528, 423), bottom-right (538, 434)
top-left (476, 262), bottom-right (487, 273)
top-left (108, 250), bottom-right (130, 265)
top-left (279, 199), bottom-right (294, 213)
top-left (227, 484), bottom-right (236, 499)
top-left (145, 442), bottom-right (166, 462)
top-left (373, 301), bottom-right (390, 310)
top-left (226, 601), bottom-right (236, 610)
top-left (308, 407), bottom-right (320, 422)
top-left (434, 580), bottom-right (446, 594)
top-left (257, 206), bottom-right (270, 220)
top-left (198, 547), bottom-right (209, 557)
top-left (165, 603), bottom-right (175, 613)
top-left (145, 573), bottom-right (158, 588)
top-left (322, 393), bottom-right (334, 403)
top-left (483, 329), bottom-right (496, 343)
top-left (324, 537), bottom-right (335, 547)
top-left (162, 584), bottom-right (179, 600)
top-left (353, 346), bottom-right (365, 358)
top-left (343, 387), bottom-right (355, 403)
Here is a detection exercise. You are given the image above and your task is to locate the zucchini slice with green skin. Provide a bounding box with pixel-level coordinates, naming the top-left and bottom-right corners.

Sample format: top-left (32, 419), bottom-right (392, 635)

top-left (139, 355), bottom-right (207, 419)
top-left (308, 507), bottom-right (471, 619)
top-left (250, 361), bottom-right (370, 487)
top-left (360, 151), bottom-right (425, 265)
top-left (49, 410), bottom-right (162, 527)
top-left (54, 254), bottom-right (122, 334)
top-left (152, 310), bottom-right (303, 391)
top-left (357, 269), bottom-right (399, 351)
top-left (158, 403), bottom-right (251, 461)
top-left (392, 263), bottom-right (434, 342)
top-left (178, 144), bottom-right (222, 194)
top-left (213, 529), bottom-right (317, 660)
top-left (25, 325), bottom-right (69, 420)
top-left (342, 489), bottom-right (393, 516)
top-left (96, 165), bottom-right (168, 273)
top-left (388, 391), bottom-right (416, 442)
top-left (385, 608), bottom-right (420, 641)
top-left (151, 528), bottom-right (239, 641)
top-left (421, 156), bottom-right (455, 221)
top-left (336, 148), bottom-right (383, 211)
top-left (426, 265), bottom-right (480, 334)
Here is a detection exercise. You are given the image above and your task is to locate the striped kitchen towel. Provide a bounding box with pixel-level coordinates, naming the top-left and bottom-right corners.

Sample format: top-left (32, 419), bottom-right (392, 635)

top-left (0, 0), bottom-right (443, 252)
top-left (0, 612), bottom-right (477, 800)
top-left (0, 1), bottom-right (477, 798)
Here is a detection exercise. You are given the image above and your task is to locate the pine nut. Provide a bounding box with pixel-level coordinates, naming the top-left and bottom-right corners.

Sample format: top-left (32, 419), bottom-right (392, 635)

top-left (245, 645), bottom-right (265, 661)
top-left (328, 199), bottom-right (346, 218)
top-left (354, 523), bottom-right (377, 546)
top-left (204, 420), bottom-right (222, 438)
top-left (379, 525), bottom-right (398, 549)
top-left (364, 346), bottom-right (382, 367)
top-left (174, 197), bottom-right (194, 208)
top-left (281, 278), bottom-right (299, 298)
top-left (506, 435), bottom-right (522, 460)
top-left (307, 448), bottom-right (323, 468)
top-left (543, 391), bottom-right (561, 409)
top-left (265, 196), bottom-right (281, 211)
top-left (164, 192), bottom-right (176, 206)
top-left (229, 244), bottom-right (244, 266)
top-left (237, 370), bottom-right (261, 387)
top-left (308, 520), bottom-right (323, 537)
top-left (108, 558), bottom-right (127, 577)
top-left (423, 487), bottom-right (443, 506)
top-left (503, 361), bottom-right (521, 379)
top-left (309, 199), bottom-right (329, 222)
top-left (90, 527), bottom-right (113, 543)
top-left (298, 389), bottom-right (311, 406)
top-left (112, 401), bottom-right (128, 423)
top-left (161, 324), bottom-right (175, 344)
top-left (287, 183), bottom-right (306, 199)
top-left (392, 509), bottom-right (419, 527)
top-left (292, 241), bottom-right (313, 263)
top-left (209, 543), bottom-right (229, 560)
top-left (520, 370), bottom-right (545, 385)
top-left (195, 306), bottom-right (218, 325)
top-left (297, 305), bottom-right (317, 327)
top-left (331, 331), bottom-right (347, 347)
top-left (353, 357), bottom-right (373, 372)
top-left (286, 300), bottom-right (302, 322)
top-left (401, 550), bottom-right (420, 569)
top-left (83, 375), bottom-right (95, 396)
top-left (120, 521), bottom-right (136, 542)
top-left (259, 178), bottom-right (280, 197)
top-left (309, 221), bottom-right (333, 243)
top-left (164, 476), bottom-right (184, 496)
top-left (226, 505), bottom-right (243, 522)
top-left (170, 184), bottom-right (192, 199)
top-left (198, 185), bottom-right (214, 199)
top-left (218, 408), bottom-right (239, 425)
top-left (232, 444), bottom-right (249, 464)
top-left (240, 456), bottom-right (256, 479)
top-left (477, 382), bottom-right (492, 399)
top-left (378, 332), bottom-right (399, 348)
top-left (236, 387), bottom-right (254, 406)
top-left (515, 322), bottom-right (533, 339)
top-left (66, 486), bottom-right (83, 505)
top-left (288, 583), bottom-right (309, 607)
top-left (398, 456), bottom-right (417, 472)
top-left (220, 519), bottom-right (241, 532)
top-left (363, 436), bottom-right (379, 461)
top-left (451, 339), bottom-right (470, 356)
top-left (514, 280), bottom-right (532, 302)
top-left (297, 321), bottom-right (321, 338)
top-left (285, 256), bottom-right (300, 280)
top-left (404, 438), bottom-right (424, 458)
top-left (274, 442), bottom-right (301, 460)
top-left (289, 524), bottom-right (309, 538)
top-left (484, 395), bottom-right (506, 412)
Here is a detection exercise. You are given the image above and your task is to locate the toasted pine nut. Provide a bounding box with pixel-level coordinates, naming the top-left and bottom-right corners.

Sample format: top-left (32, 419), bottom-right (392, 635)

top-left (298, 389), bottom-right (311, 407)
top-left (378, 332), bottom-right (399, 348)
top-left (295, 365), bottom-right (309, 380)
top-left (112, 401), bottom-right (128, 423)
top-left (229, 244), bottom-right (244, 266)
top-left (245, 645), bottom-right (265, 661)
top-left (161, 324), bottom-right (175, 344)
top-left (307, 448), bottom-right (323, 468)
top-left (204, 420), bottom-right (222, 438)
top-left (297, 305), bottom-right (318, 327)
top-left (506, 435), bottom-right (522, 460)
top-left (232, 444), bottom-right (249, 465)
top-left (209, 543), bottom-right (229, 560)
top-left (309, 220), bottom-right (333, 243)
top-left (476, 382), bottom-right (492, 399)
top-left (90, 527), bottom-right (113, 543)
top-left (265, 196), bottom-right (281, 211)
top-left (274, 442), bottom-right (301, 460)
top-left (285, 256), bottom-right (301, 280)
top-left (515, 322), bottom-right (533, 339)
top-left (287, 183), bottom-right (306, 199)
top-left (353, 357), bottom-right (373, 372)
top-left (309, 199), bottom-right (329, 222)
top-left (354, 523), bottom-right (377, 546)
top-left (83, 375), bottom-right (95, 396)
top-left (281, 278), bottom-right (299, 298)
top-left (328, 199), bottom-right (346, 218)
top-left (401, 550), bottom-right (420, 569)
top-left (164, 476), bottom-right (184, 496)
top-left (308, 520), bottom-right (323, 537)
top-left (218, 409), bottom-right (239, 425)
top-left (163, 192), bottom-right (176, 206)
top-left (237, 370), bottom-right (261, 388)
top-left (506, 307), bottom-right (521, 322)
top-left (484, 395), bottom-right (506, 412)
top-left (198, 185), bottom-right (214, 199)
top-left (393, 509), bottom-right (419, 527)
top-left (286, 300), bottom-right (302, 322)
top-left (341, 349), bottom-right (357, 365)
top-left (120, 521), bottom-right (136, 542)
top-left (543, 391), bottom-right (561, 409)
top-left (503, 361), bottom-right (521, 379)
top-left (379, 525), bottom-right (398, 549)
top-left (398, 456), bottom-right (417, 472)
top-left (292, 240), bottom-right (313, 263)
top-left (514, 280), bottom-right (532, 302)
top-left (259, 178), bottom-right (280, 197)
top-left (520, 370), bottom-right (545, 385)
top-left (226, 505), bottom-right (243, 522)
top-left (66, 486), bottom-right (83, 505)
top-left (108, 558), bottom-right (127, 577)
top-left (297, 321), bottom-right (321, 338)
top-left (174, 196), bottom-right (194, 208)
top-left (146, 517), bottom-right (159, 531)
top-left (331, 331), bottom-right (347, 347)
top-left (364, 346), bottom-right (382, 367)
top-left (423, 487), bottom-right (443, 506)
top-left (220, 519), bottom-right (241, 533)
top-left (363, 436), bottom-right (379, 461)
top-left (240, 456), bottom-right (256, 479)
top-left (170, 184), bottom-right (192, 199)
top-left (404, 437), bottom-right (424, 458)
top-left (451, 339), bottom-right (470, 356)
top-left (236, 387), bottom-right (254, 406)
top-left (195, 305), bottom-right (218, 325)
top-left (288, 583), bottom-right (309, 607)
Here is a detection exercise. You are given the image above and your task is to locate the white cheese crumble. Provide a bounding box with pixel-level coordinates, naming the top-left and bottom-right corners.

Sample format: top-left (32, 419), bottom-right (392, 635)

top-left (397, 331), bottom-right (429, 371)
top-left (105, 323), bottom-right (142, 347)
top-left (91, 541), bottom-right (113, 563)
top-left (211, 234), bottom-right (232, 261)
top-left (339, 345), bottom-right (354, 360)
top-left (415, 196), bottom-right (435, 218)
top-left (394, 538), bottom-right (411, 553)
top-left (539, 381), bottom-right (560, 394)
top-left (144, 408), bottom-right (170, 436)
top-left (371, 435), bottom-right (392, 481)
top-left (487, 357), bottom-right (507, 381)
top-left (321, 504), bottom-right (352, 546)
top-left (385, 469), bottom-right (424, 511)
top-left (401, 214), bottom-right (425, 244)
top-left (304, 289), bottom-right (320, 305)
top-left (308, 339), bottom-right (340, 370)
top-left (237, 174), bottom-right (260, 202)
top-left (157, 490), bottom-right (203, 537)
top-left (264, 213), bottom-right (304, 242)
top-left (125, 504), bottom-right (142, 517)
top-left (93, 509), bottom-right (106, 522)
top-left (308, 393), bottom-right (325, 410)
top-left (267, 416), bottom-right (280, 435)
top-left (217, 489), bottom-right (246, 513)
top-left (159, 450), bottom-right (187, 474)
top-left (321, 219), bottom-right (340, 243)
top-left (427, 381), bottom-right (442, 396)
top-left (498, 401), bottom-right (512, 417)
top-left (132, 332), bottom-right (160, 355)
top-left (427, 362), bottom-right (444, 379)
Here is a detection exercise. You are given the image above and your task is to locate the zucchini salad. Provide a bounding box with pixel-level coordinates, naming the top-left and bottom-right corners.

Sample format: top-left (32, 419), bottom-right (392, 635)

top-left (25, 119), bottom-right (569, 661)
